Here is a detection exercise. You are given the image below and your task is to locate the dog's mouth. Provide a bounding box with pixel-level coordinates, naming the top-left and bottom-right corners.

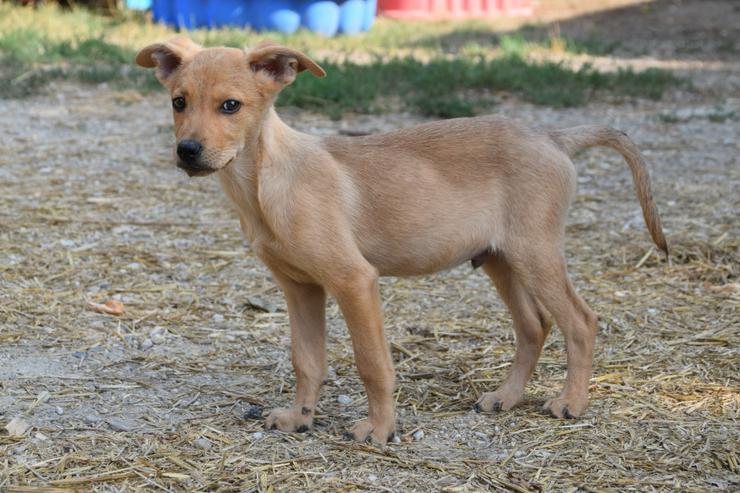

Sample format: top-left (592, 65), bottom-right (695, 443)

top-left (177, 157), bottom-right (235, 177)
top-left (177, 159), bottom-right (215, 177)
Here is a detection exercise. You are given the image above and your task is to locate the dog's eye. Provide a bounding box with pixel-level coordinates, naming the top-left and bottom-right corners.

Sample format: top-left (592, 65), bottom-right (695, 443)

top-left (172, 97), bottom-right (186, 112)
top-left (220, 100), bottom-right (241, 114)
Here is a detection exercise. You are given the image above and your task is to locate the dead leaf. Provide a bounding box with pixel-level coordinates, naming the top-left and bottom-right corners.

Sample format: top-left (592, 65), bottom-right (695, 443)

top-left (87, 299), bottom-right (125, 316)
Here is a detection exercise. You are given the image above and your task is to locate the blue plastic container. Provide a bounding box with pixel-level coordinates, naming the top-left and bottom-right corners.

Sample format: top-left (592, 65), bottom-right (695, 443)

top-left (150, 1), bottom-right (375, 35)
top-left (264, 0), bottom-right (301, 34)
top-left (208, 0), bottom-right (252, 28)
top-left (339, 0), bottom-right (364, 35)
top-left (126, 0), bottom-right (152, 10)
top-left (174, 0), bottom-right (208, 29)
top-left (363, 0), bottom-right (377, 31)
top-left (152, 0), bottom-right (175, 25)
top-left (301, 1), bottom-right (340, 37)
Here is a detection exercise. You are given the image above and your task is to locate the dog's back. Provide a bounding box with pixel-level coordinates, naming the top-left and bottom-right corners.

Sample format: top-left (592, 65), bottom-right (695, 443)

top-left (322, 116), bottom-right (575, 276)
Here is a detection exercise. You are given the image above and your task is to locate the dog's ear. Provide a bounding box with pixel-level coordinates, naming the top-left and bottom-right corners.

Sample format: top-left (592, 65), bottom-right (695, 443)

top-left (247, 41), bottom-right (325, 93)
top-left (135, 36), bottom-right (202, 84)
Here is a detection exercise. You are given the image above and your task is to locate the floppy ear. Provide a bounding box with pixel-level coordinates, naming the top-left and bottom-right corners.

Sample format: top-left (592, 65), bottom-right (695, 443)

top-left (247, 41), bottom-right (325, 93)
top-left (135, 36), bottom-right (202, 84)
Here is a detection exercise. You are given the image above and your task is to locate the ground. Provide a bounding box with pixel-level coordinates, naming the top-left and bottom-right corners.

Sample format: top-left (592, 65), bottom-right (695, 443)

top-left (1, 1), bottom-right (738, 492)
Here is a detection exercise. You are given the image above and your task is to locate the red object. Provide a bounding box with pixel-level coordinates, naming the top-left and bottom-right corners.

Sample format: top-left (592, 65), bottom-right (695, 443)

top-left (377, 0), bottom-right (533, 19)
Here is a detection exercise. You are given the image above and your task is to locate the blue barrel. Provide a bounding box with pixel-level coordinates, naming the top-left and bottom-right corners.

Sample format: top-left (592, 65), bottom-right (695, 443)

top-left (152, 0), bottom-right (175, 25)
top-left (126, 0), bottom-right (152, 10)
top-left (301, 1), bottom-right (340, 37)
top-left (339, 0), bottom-right (365, 35)
top-left (208, 0), bottom-right (253, 28)
top-left (174, 0), bottom-right (208, 29)
top-left (362, 0), bottom-right (377, 31)
top-left (253, 0), bottom-right (301, 33)
top-left (151, 1), bottom-right (375, 35)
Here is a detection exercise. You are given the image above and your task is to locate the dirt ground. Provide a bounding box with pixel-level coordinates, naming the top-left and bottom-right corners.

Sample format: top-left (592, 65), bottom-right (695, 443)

top-left (1, 1), bottom-right (738, 492)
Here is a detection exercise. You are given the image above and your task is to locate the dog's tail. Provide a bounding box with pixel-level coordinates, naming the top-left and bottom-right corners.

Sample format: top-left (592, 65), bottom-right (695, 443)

top-left (549, 125), bottom-right (668, 255)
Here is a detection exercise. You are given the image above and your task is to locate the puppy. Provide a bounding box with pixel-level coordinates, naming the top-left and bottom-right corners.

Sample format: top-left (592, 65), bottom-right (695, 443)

top-left (136, 37), bottom-right (667, 443)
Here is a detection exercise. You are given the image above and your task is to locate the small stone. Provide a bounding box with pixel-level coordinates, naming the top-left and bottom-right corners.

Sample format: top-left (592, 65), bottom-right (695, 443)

top-left (474, 431), bottom-right (488, 440)
top-left (252, 431), bottom-right (264, 440)
top-left (367, 474), bottom-right (378, 481)
top-left (243, 405), bottom-right (264, 420)
top-left (107, 417), bottom-right (134, 432)
top-left (515, 450), bottom-right (525, 458)
top-left (140, 338), bottom-right (153, 351)
top-left (55, 407), bottom-right (64, 415)
top-left (246, 296), bottom-right (277, 313)
top-left (59, 239), bottom-right (75, 247)
top-left (35, 432), bottom-right (48, 441)
top-left (84, 414), bottom-right (101, 425)
top-left (212, 313), bottom-right (224, 323)
top-left (149, 326), bottom-right (167, 344)
top-left (337, 394), bottom-right (352, 405)
top-left (412, 429), bottom-right (424, 441)
top-left (5, 417), bottom-right (30, 437)
top-left (392, 434), bottom-right (401, 444)
top-left (194, 437), bottom-right (212, 450)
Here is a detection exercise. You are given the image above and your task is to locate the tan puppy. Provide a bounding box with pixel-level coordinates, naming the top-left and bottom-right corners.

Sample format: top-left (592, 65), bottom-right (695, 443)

top-left (136, 37), bottom-right (667, 443)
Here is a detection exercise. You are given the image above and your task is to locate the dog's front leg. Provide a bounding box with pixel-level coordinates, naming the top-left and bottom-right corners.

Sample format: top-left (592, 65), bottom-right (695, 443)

top-left (331, 266), bottom-right (396, 444)
top-left (265, 275), bottom-right (327, 433)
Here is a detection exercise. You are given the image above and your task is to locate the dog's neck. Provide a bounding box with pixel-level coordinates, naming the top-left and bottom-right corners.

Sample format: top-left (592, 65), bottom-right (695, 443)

top-left (217, 106), bottom-right (312, 241)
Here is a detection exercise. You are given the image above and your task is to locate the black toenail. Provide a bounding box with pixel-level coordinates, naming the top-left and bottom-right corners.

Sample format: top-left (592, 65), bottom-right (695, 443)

top-left (296, 425), bottom-right (309, 433)
top-left (387, 432), bottom-right (396, 442)
top-left (301, 406), bottom-right (312, 416)
top-left (473, 403), bottom-right (482, 413)
top-left (365, 435), bottom-right (372, 444)
top-left (342, 432), bottom-right (355, 441)
top-left (270, 423), bottom-right (277, 430)
top-left (563, 407), bottom-right (575, 419)
top-left (243, 405), bottom-right (264, 420)
top-left (492, 401), bottom-right (502, 412)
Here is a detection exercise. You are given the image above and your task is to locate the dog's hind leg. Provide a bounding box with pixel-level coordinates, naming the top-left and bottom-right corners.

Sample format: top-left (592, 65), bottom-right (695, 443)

top-left (475, 254), bottom-right (552, 413)
top-left (506, 244), bottom-right (598, 419)
top-left (265, 275), bottom-right (327, 433)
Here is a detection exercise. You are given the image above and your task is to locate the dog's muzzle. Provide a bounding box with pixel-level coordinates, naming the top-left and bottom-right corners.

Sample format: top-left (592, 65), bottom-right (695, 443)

top-left (176, 139), bottom-right (216, 177)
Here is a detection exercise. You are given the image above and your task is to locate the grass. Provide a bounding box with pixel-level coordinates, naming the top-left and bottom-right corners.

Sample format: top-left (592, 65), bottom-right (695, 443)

top-left (285, 57), bottom-right (679, 118)
top-left (0, 3), bottom-right (682, 118)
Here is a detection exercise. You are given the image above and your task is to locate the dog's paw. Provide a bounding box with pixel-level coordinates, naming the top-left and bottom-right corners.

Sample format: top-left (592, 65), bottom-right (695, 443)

top-left (265, 406), bottom-right (314, 433)
top-left (543, 395), bottom-right (588, 419)
top-left (474, 390), bottom-right (521, 413)
top-left (343, 418), bottom-right (396, 444)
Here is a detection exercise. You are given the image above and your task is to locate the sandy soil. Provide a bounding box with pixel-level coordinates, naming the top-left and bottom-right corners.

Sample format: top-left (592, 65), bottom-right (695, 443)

top-left (1, 2), bottom-right (738, 492)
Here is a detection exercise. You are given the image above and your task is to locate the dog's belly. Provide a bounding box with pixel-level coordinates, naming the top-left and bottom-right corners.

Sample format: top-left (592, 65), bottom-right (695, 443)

top-left (354, 198), bottom-right (501, 277)
top-left (364, 243), bottom-right (487, 277)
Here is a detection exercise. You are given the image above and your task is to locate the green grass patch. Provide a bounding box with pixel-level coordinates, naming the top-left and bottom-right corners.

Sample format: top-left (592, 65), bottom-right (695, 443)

top-left (0, 3), bottom-right (682, 118)
top-left (281, 56), bottom-right (682, 118)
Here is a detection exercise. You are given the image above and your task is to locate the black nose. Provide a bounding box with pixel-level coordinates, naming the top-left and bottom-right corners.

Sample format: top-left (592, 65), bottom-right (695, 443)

top-left (177, 139), bottom-right (203, 163)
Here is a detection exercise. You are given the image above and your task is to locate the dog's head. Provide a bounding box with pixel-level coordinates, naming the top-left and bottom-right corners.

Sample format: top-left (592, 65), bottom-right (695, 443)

top-left (135, 37), bottom-right (325, 177)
